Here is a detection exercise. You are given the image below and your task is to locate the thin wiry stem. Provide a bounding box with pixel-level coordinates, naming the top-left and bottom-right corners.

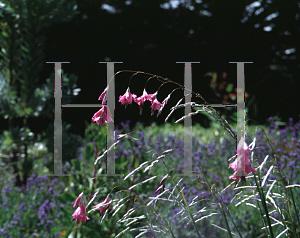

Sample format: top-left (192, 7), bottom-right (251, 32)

top-left (101, 184), bottom-right (176, 238)
top-left (144, 139), bottom-right (202, 237)
top-left (109, 70), bottom-right (237, 141)
top-left (253, 171), bottom-right (275, 238)
top-left (118, 129), bottom-right (204, 237)
top-left (247, 119), bottom-right (299, 236)
top-left (217, 192), bottom-right (243, 238)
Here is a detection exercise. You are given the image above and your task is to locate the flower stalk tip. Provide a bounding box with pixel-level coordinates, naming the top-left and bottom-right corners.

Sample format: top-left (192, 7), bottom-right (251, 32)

top-left (73, 191), bottom-right (84, 208)
top-left (155, 175), bottom-right (168, 194)
top-left (98, 86), bottom-right (109, 103)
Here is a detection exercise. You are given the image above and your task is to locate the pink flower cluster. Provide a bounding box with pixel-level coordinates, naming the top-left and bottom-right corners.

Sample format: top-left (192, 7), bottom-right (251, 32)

top-left (229, 139), bottom-right (257, 182)
top-left (72, 192), bottom-right (90, 224)
top-left (92, 86), bottom-right (114, 126)
top-left (118, 87), bottom-right (167, 116)
top-left (92, 86), bottom-right (169, 126)
top-left (72, 192), bottom-right (112, 225)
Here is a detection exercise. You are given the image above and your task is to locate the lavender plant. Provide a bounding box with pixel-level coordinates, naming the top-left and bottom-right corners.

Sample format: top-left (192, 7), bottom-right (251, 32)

top-left (69, 70), bottom-right (300, 238)
top-left (0, 169), bottom-right (67, 237)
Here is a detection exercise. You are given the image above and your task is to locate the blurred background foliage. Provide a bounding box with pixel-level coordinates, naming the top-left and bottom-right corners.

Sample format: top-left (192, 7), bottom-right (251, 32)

top-left (0, 0), bottom-right (80, 186)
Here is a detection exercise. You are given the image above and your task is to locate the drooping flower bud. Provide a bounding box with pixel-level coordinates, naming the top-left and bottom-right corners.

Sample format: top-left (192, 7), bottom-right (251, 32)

top-left (73, 191), bottom-right (84, 208)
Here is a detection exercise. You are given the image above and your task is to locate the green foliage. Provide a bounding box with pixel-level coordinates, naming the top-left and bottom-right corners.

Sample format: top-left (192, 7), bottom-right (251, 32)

top-left (0, 0), bottom-right (79, 116)
top-left (0, 168), bottom-right (66, 237)
top-left (84, 121), bottom-right (107, 149)
top-left (0, 0), bottom-right (80, 186)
